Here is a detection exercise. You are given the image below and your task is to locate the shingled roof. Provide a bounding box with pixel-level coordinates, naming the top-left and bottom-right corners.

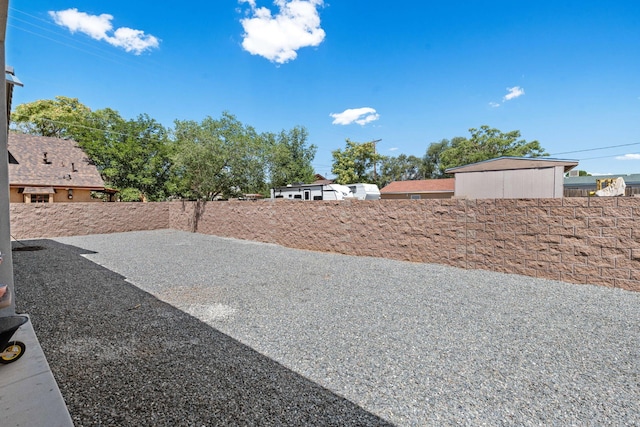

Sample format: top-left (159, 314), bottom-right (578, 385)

top-left (8, 132), bottom-right (105, 189)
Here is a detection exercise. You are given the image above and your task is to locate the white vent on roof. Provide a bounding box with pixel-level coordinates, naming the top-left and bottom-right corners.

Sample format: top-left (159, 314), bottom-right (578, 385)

top-left (568, 170), bottom-right (579, 177)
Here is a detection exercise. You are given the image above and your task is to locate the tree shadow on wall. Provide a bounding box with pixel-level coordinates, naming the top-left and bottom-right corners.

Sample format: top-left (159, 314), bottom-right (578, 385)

top-left (12, 239), bottom-right (391, 426)
top-left (181, 199), bottom-right (207, 233)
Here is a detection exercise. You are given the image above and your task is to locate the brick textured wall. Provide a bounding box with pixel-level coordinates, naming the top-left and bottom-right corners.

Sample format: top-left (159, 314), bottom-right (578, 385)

top-left (9, 198), bottom-right (640, 291)
top-left (169, 198), bottom-right (640, 292)
top-left (10, 202), bottom-right (170, 239)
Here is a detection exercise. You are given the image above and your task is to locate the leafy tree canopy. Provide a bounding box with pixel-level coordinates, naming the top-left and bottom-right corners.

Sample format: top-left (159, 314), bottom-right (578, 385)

top-left (13, 98), bottom-right (551, 199)
top-left (12, 96), bottom-right (91, 138)
top-left (12, 97), bottom-right (317, 201)
top-left (422, 138), bottom-right (467, 179)
top-left (266, 126), bottom-right (317, 187)
top-left (439, 125), bottom-right (548, 172)
top-left (12, 98), bottom-right (172, 201)
top-left (171, 112), bottom-right (267, 200)
top-left (377, 154), bottom-right (425, 187)
top-left (331, 139), bottom-right (383, 185)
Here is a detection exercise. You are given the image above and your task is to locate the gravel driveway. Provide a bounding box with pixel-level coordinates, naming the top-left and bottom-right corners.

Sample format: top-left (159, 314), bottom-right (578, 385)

top-left (13, 229), bottom-right (640, 425)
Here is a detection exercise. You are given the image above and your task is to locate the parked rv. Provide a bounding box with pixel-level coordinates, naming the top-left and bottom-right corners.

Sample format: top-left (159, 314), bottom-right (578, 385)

top-left (271, 183), bottom-right (353, 201)
top-left (347, 183), bottom-right (381, 200)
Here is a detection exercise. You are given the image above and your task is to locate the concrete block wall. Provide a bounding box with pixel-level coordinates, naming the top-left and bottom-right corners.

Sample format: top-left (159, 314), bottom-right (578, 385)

top-left (10, 202), bottom-right (170, 239)
top-left (169, 198), bottom-right (640, 292)
top-left (9, 198), bottom-right (640, 291)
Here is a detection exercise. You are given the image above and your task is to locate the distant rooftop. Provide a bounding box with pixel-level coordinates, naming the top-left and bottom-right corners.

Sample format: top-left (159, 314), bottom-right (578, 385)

top-left (380, 178), bottom-right (455, 194)
top-left (8, 132), bottom-right (105, 189)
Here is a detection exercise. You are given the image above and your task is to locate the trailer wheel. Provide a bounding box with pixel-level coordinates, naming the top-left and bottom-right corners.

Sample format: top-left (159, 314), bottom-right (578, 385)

top-left (0, 341), bottom-right (26, 364)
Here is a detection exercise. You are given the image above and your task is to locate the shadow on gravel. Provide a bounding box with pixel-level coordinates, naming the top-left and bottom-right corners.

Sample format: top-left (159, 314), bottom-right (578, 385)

top-left (13, 239), bottom-right (392, 426)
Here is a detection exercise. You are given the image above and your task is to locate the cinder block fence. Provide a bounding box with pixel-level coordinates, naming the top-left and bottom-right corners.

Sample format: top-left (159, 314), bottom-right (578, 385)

top-left (10, 197), bottom-right (640, 292)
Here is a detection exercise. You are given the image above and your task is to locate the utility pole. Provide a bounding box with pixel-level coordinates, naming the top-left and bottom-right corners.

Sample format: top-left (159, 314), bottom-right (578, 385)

top-left (349, 138), bottom-right (382, 181)
top-left (370, 139), bottom-right (382, 180)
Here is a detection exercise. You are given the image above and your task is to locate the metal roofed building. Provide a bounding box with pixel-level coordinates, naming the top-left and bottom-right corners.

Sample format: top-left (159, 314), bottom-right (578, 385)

top-left (446, 157), bottom-right (578, 199)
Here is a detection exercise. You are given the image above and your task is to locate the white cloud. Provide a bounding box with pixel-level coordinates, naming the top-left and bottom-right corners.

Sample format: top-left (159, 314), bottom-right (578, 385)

top-left (330, 107), bottom-right (380, 126)
top-left (615, 154), bottom-right (640, 160)
top-left (489, 102), bottom-right (501, 108)
top-left (239, 0), bottom-right (325, 64)
top-left (503, 86), bottom-right (525, 101)
top-left (389, 147), bottom-right (398, 152)
top-left (49, 8), bottom-right (159, 55)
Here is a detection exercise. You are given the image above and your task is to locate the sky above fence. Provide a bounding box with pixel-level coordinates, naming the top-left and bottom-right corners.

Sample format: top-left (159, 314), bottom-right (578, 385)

top-left (7, 0), bottom-right (640, 176)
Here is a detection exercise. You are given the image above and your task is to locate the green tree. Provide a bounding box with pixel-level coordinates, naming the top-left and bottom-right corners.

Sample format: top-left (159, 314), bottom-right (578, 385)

top-left (377, 154), bottom-right (425, 187)
top-left (422, 138), bottom-right (464, 178)
top-left (12, 98), bottom-right (173, 201)
top-left (171, 112), bottom-right (266, 200)
top-left (440, 125), bottom-right (547, 171)
top-left (105, 114), bottom-right (172, 201)
top-left (65, 109), bottom-right (172, 201)
top-left (11, 96), bottom-right (91, 138)
top-left (73, 107), bottom-right (127, 171)
top-left (331, 139), bottom-right (383, 184)
top-left (266, 126), bottom-right (317, 187)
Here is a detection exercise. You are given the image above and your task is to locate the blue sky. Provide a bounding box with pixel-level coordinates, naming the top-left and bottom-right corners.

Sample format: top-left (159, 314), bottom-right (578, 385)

top-left (6, 0), bottom-right (640, 177)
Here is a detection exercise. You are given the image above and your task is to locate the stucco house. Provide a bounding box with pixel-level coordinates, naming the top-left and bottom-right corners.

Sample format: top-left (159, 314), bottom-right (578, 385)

top-left (380, 178), bottom-right (455, 199)
top-left (446, 157), bottom-right (578, 199)
top-left (8, 132), bottom-right (111, 203)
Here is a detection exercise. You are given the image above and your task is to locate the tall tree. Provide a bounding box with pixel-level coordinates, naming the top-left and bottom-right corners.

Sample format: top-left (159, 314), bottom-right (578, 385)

top-left (439, 125), bottom-right (547, 171)
top-left (105, 114), bottom-right (172, 201)
top-left (12, 98), bottom-right (173, 201)
top-left (70, 111), bottom-right (172, 201)
top-left (171, 112), bottom-right (266, 200)
top-left (331, 139), bottom-right (383, 184)
top-left (11, 96), bottom-right (91, 138)
top-left (422, 138), bottom-right (461, 178)
top-left (377, 154), bottom-right (425, 187)
top-left (267, 126), bottom-right (317, 187)
top-left (73, 107), bottom-right (127, 171)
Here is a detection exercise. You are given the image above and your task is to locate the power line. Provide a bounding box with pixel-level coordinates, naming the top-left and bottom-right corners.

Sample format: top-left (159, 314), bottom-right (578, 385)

top-left (12, 118), bottom-right (165, 146)
top-left (550, 141), bottom-right (640, 156)
top-left (576, 153), bottom-right (636, 161)
top-left (9, 24), bottom-right (136, 69)
top-left (8, 7), bottom-right (167, 75)
top-left (10, 11), bottom-right (116, 53)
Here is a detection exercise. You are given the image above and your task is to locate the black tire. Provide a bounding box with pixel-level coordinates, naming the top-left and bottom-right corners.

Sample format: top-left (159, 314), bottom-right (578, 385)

top-left (0, 341), bottom-right (26, 364)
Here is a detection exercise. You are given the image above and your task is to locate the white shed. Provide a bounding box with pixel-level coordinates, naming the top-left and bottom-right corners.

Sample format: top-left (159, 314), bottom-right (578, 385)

top-left (445, 157), bottom-right (578, 199)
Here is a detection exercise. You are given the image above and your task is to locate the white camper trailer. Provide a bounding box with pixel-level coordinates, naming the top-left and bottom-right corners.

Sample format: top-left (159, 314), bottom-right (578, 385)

top-left (271, 183), bottom-right (353, 201)
top-left (347, 183), bottom-right (381, 200)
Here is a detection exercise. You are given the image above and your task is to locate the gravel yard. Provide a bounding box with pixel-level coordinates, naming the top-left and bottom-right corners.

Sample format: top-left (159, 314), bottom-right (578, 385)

top-left (13, 229), bottom-right (640, 426)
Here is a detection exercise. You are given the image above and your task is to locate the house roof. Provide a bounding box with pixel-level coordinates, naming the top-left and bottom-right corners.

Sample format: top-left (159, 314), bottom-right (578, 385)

top-left (313, 173), bottom-right (334, 185)
top-left (380, 178), bottom-right (455, 194)
top-left (8, 132), bottom-right (106, 189)
top-left (445, 157), bottom-right (579, 174)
